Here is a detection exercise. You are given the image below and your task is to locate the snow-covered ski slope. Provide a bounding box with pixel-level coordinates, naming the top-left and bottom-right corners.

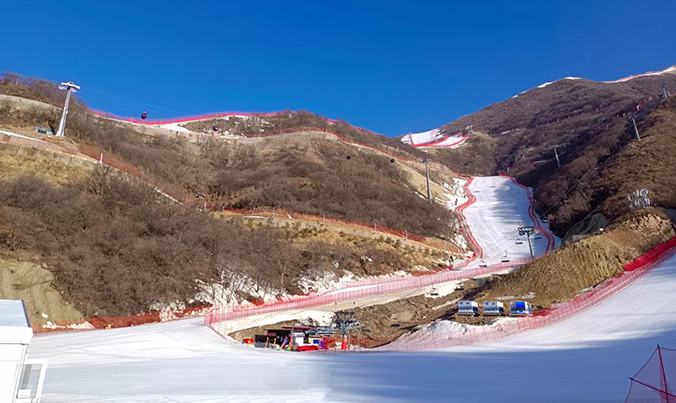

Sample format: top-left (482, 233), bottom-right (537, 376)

top-left (30, 251), bottom-right (676, 402)
top-left (401, 128), bottom-right (468, 148)
top-left (462, 176), bottom-right (558, 266)
top-left (203, 174), bottom-right (555, 336)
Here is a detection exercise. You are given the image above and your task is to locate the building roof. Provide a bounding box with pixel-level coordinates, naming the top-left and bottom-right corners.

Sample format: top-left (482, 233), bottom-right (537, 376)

top-left (0, 300), bottom-right (33, 344)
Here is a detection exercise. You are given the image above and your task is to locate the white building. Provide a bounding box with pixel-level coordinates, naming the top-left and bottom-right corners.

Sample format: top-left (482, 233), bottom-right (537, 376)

top-left (0, 300), bottom-right (46, 403)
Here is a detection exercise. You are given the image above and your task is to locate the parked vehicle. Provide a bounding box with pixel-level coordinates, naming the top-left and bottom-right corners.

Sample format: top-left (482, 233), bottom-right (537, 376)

top-left (458, 300), bottom-right (479, 316)
top-left (483, 301), bottom-right (504, 316)
top-left (509, 301), bottom-right (533, 316)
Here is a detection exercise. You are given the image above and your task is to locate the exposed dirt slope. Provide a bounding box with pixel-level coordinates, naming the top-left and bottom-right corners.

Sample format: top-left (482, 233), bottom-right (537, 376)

top-left (0, 256), bottom-right (83, 327)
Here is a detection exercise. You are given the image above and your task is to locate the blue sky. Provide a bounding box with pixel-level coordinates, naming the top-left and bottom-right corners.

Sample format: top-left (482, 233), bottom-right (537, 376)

top-left (3, 0), bottom-right (675, 135)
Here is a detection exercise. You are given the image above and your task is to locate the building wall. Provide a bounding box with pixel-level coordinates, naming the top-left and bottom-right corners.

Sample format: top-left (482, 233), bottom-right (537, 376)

top-left (0, 343), bottom-right (27, 403)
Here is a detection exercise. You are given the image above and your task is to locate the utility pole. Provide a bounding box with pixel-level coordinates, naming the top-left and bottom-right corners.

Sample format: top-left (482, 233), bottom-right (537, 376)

top-left (56, 81), bottom-right (80, 137)
top-left (631, 117), bottom-right (640, 141)
top-left (553, 146), bottom-right (561, 168)
top-left (518, 226), bottom-right (536, 259)
top-left (423, 157), bottom-right (432, 203)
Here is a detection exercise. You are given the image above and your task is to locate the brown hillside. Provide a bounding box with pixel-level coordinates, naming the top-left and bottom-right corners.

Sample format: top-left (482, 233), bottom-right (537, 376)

top-left (480, 210), bottom-right (675, 308)
top-left (433, 70), bottom-right (676, 234)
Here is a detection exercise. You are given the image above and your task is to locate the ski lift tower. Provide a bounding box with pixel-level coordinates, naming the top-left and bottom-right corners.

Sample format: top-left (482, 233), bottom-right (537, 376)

top-left (518, 225), bottom-right (536, 259)
top-left (333, 311), bottom-right (365, 350)
top-left (55, 81), bottom-right (80, 137)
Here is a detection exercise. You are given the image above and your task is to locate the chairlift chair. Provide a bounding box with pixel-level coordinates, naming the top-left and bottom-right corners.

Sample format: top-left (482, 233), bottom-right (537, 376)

top-left (501, 252), bottom-right (510, 263)
top-left (479, 259), bottom-right (488, 267)
top-left (429, 286), bottom-right (439, 297)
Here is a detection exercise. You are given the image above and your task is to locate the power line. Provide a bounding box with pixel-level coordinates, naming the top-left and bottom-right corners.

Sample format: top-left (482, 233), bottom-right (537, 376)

top-left (81, 86), bottom-right (198, 116)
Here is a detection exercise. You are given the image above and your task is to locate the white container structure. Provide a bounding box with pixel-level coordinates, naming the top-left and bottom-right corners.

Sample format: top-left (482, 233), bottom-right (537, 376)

top-left (457, 300), bottom-right (479, 316)
top-left (483, 301), bottom-right (505, 316)
top-left (509, 301), bottom-right (533, 317)
top-left (0, 300), bottom-right (47, 403)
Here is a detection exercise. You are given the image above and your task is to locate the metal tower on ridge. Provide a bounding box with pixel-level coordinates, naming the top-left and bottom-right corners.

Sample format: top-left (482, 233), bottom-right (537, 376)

top-left (56, 81), bottom-right (80, 137)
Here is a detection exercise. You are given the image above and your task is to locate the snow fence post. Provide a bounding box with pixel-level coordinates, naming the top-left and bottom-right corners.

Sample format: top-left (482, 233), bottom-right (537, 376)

top-left (658, 345), bottom-right (669, 402)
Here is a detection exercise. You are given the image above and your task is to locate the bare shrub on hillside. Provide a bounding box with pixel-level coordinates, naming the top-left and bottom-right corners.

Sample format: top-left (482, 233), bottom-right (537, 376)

top-left (3, 75), bottom-right (455, 238)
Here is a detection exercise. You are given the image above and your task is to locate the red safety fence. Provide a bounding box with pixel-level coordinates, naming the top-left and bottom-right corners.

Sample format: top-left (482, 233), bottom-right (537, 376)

top-left (624, 238), bottom-right (676, 271)
top-left (410, 134), bottom-right (469, 148)
top-left (624, 345), bottom-right (676, 403)
top-left (207, 236), bottom-right (676, 351)
top-left (364, 236), bottom-right (676, 351)
top-left (91, 110), bottom-right (380, 136)
top-left (36, 305), bottom-right (213, 334)
top-left (205, 170), bottom-right (558, 338)
top-left (455, 177), bottom-right (482, 257)
top-left (205, 257), bottom-right (533, 334)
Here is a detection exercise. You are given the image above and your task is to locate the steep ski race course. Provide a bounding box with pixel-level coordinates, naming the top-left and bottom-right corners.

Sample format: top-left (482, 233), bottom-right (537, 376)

top-left (30, 248), bottom-right (676, 402)
top-left (401, 128), bottom-right (468, 148)
top-left (203, 173), bottom-right (557, 340)
top-left (461, 175), bottom-right (558, 266)
top-left (6, 68), bottom-right (676, 400)
top-left (24, 170), bottom-right (633, 403)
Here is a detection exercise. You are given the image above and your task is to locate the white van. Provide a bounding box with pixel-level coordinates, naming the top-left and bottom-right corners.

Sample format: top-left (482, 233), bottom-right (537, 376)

top-left (509, 301), bottom-right (533, 317)
top-left (458, 300), bottom-right (479, 316)
top-left (483, 301), bottom-right (504, 316)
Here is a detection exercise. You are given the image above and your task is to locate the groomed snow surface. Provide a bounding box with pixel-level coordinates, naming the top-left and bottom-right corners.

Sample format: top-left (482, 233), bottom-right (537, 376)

top-left (462, 176), bottom-right (558, 266)
top-left (30, 253), bottom-right (676, 402)
top-left (29, 174), bottom-right (665, 403)
top-left (401, 129), bottom-right (468, 148)
top-left (401, 129), bottom-right (443, 145)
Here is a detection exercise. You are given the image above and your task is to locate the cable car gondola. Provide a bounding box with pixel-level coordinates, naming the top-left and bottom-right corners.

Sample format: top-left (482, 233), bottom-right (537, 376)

top-left (346, 155), bottom-right (352, 160)
top-left (390, 158), bottom-right (395, 163)
top-left (141, 110), bottom-right (148, 120)
top-left (213, 126), bottom-right (219, 132)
